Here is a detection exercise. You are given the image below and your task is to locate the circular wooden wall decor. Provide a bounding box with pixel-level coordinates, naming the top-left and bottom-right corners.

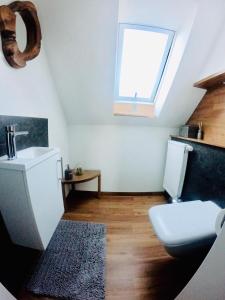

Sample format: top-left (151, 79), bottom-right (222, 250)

top-left (0, 1), bottom-right (42, 68)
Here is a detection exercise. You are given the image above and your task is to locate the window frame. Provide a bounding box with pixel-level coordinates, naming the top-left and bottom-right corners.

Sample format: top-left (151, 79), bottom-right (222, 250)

top-left (115, 23), bottom-right (175, 104)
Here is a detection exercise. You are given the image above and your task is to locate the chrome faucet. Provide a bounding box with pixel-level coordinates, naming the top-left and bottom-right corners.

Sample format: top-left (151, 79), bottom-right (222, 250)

top-left (5, 125), bottom-right (29, 160)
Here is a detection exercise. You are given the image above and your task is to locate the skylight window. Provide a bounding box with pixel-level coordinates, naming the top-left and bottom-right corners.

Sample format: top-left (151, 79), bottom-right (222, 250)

top-left (115, 24), bottom-right (174, 104)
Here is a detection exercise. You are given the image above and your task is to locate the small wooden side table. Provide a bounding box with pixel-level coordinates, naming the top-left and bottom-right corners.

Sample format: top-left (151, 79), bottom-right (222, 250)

top-left (61, 170), bottom-right (101, 211)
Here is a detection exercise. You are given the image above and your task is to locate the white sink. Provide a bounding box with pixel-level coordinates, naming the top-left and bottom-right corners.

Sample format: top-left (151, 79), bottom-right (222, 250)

top-left (0, 147), bottom-right (59, 171)
top-left (17, 147), bottom-right (54, 159)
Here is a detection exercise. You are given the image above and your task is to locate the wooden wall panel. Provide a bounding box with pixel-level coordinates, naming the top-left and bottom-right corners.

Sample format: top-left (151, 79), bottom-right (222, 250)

top-left (188, 85), bottom-right (225, 147)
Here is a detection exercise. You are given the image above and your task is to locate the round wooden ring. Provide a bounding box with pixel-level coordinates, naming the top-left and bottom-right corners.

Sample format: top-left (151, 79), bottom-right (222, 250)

top-left (0, 1), bottom-right (42, 68)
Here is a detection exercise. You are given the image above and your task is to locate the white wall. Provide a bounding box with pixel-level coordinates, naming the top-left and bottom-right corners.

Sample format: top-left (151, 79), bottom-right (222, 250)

top-left (32, 0), bottom-right (225, 193)
top-left (200, 19), bottom-right (225, 78)
top-left (0, 1), bottom-right (69, 164)
top-left (69, 125), bottom-right (178, 192)
top-left (35, 0), bottom-right (225, 128)
top-left (36, 0), bottom-right (119, 126)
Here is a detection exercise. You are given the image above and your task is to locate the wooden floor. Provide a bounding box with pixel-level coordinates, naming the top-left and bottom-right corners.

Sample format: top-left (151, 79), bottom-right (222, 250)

top-left (19, 194), bottom-right (205, 300)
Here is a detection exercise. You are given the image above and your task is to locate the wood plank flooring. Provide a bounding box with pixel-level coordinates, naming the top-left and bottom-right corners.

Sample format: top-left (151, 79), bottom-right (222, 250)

top-left (19, 194), bottom-right (206, 300)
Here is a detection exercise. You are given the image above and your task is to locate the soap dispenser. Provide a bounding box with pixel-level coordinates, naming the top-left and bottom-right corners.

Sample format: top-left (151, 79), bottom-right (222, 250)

top-left (64, 164), bottom-right (73, 180)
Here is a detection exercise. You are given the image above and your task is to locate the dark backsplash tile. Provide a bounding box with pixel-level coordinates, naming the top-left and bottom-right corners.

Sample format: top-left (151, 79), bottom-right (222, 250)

top-left (0, 115), bottom-right (48, 157)
top-left (172, 137), bottom-right (225, 207)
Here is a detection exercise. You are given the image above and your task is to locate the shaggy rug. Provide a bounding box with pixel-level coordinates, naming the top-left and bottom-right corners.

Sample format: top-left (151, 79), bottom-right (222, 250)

top-left (27, 220), bottom-right (106, 300)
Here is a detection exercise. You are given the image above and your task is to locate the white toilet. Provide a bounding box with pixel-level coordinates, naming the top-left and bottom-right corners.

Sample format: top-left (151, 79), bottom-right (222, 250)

top-left (149, 140), bottom-right (221, 257)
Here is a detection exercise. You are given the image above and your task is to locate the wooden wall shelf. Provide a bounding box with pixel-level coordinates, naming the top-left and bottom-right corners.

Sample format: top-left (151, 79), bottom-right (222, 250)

top-left (194, 71), bottom-right (225, 90)
top-left (171, 135), bottom-right (225, 150)
top-left (187, 71), bottom-right (225, 148)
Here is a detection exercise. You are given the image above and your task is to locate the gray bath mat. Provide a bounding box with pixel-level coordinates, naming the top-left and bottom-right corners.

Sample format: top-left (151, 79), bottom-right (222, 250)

top-left (27, 220), bottom-right (106, 300)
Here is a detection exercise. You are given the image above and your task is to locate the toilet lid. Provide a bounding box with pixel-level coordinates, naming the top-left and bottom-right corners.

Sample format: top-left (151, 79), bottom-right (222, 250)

top-left (149, 201), bottom-right (221, 246)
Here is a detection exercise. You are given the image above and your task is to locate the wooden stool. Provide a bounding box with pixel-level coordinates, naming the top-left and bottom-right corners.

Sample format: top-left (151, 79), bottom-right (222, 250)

top-left (61, 170), bottom-right (101, 211)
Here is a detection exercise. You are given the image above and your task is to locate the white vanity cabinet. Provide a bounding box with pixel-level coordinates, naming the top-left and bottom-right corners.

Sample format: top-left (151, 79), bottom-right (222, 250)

top-left (0, 147), bottom-right (64, 250)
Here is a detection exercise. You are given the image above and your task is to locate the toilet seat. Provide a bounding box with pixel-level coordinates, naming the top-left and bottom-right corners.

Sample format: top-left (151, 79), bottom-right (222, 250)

top-left (149, 200), bottom-right (221, 256)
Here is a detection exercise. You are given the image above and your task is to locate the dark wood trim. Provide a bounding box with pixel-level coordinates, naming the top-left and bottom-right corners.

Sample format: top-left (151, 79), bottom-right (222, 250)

top-left (68, 190), bottom-right (164, 198)
top-left (101, 191), bottom-right (164, 196)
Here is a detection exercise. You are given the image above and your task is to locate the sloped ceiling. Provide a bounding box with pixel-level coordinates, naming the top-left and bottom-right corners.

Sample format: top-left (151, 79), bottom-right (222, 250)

top-left (35, 0), bottom-right (225, 127)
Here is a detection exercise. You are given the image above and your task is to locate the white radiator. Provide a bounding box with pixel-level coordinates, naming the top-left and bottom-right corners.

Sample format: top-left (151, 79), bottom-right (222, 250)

top-left (163, 140), bottom-right (193, 200)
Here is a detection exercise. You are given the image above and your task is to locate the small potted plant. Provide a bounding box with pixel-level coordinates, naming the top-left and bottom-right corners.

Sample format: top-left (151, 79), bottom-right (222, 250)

top-left (75, 166), bottom-right (83, 176)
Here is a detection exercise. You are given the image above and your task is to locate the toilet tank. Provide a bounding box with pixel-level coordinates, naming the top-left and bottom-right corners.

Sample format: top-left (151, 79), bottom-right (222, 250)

top-left (163, 140), bottom-right (193, 200)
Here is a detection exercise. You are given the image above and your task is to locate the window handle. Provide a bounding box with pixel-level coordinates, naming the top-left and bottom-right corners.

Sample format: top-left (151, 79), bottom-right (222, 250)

top-left (132, 92), bottom-right (138, 113)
